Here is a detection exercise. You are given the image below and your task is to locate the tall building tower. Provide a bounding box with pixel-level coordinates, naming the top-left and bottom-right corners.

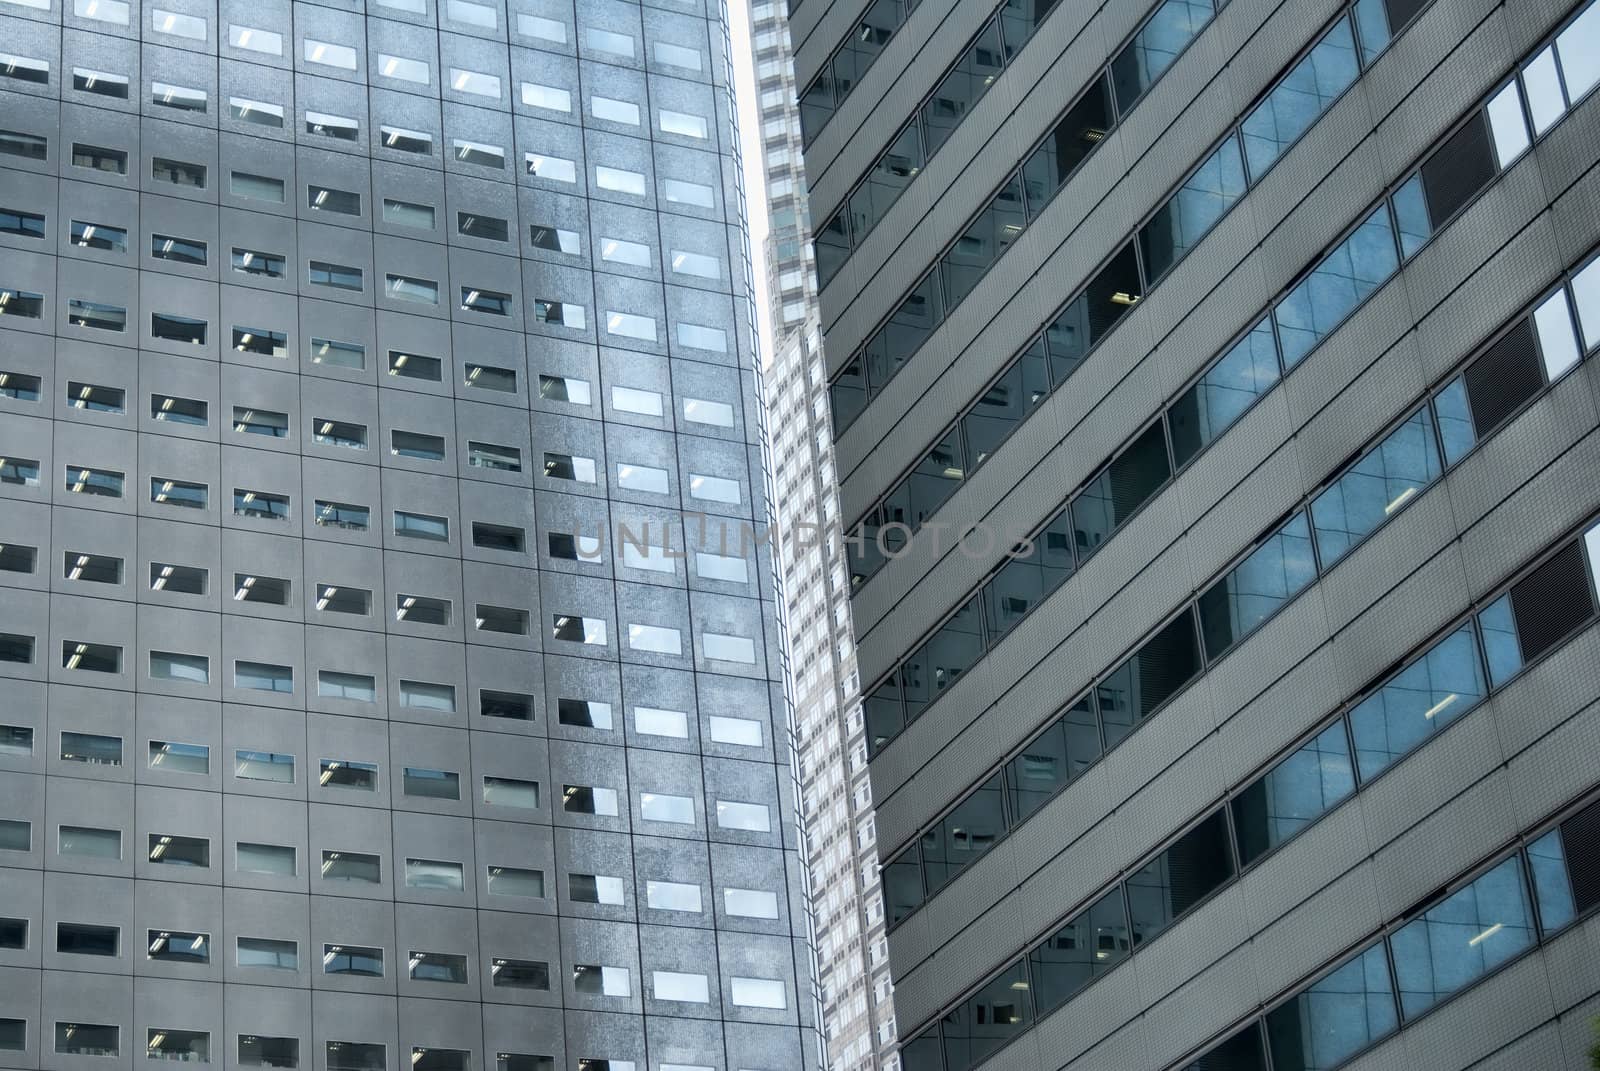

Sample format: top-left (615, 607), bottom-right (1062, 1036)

top-left (748, 3), bottom-right (899, 1070)
top-left (0, 0), bottom-right (820, 1069)
top-left (795, 0), bottom-right (1600, 1068)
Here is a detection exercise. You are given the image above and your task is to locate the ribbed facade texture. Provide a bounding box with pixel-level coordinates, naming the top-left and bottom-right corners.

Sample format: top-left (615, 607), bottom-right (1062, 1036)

top-left (794, 0), bottom-right (1600, 1067)
top-left (0, 0), bottom-right (822, 1069)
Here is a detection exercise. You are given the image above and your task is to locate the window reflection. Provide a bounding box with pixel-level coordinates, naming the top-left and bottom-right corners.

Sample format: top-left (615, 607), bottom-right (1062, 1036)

top-left (1389, 855), bottom-right (1534, 1017)
top-left (1264, 944), bottom-right (1396, 1071)
top-left (1347, 623), bottom-right (1485, 781)
top-left (1310, 405), bottom-right (1442, 566)
top-left (1232, 721), bottom-right (1356, 867)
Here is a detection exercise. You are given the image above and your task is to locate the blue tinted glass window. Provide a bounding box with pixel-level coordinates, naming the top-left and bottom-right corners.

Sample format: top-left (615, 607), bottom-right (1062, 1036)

top-left (1276, 204), bottom-right (1400, 367)
top-left (1348, 624), bottom-right (1486, 781)
top-left (1390, 855), bottom-right (1534, 1018)
top-left (1197, 512), bottom-right (1318, 661)
top-left (1391, 173), bottom-right (1432, 257)
top-left (1265, 943), bottom-right (1398, 1071)
top-left (1140, 133), bottom-right (1247, 284)
top-left (1233, 720), bottom-right (1356, 866)
top-left (1168, 318), bottom-right (1282, 467)
top-left (1310, 405), bottom-right (1442, 567)
top-left (1110, 0), bottom-right (1218, 115)
top-left (1432, 377), bottom-right (1477, 464)
top-left (1526, 829), bottom-right (1575, 933)
top-left (1476, 594), bottom-right (1523, 687)
top-left (1242, 18), bottom-right (1360, 179)
top-left (1006, 694), bottom-right (1099, 822)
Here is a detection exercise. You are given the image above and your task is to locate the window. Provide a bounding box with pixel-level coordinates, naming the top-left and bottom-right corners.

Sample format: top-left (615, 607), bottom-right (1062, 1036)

top-left (475, 604), bottom-right (530, 634)
top-left (482, 777), bottom-right (539, 809)
top-left (386, 274), bottom-right (438, 305)
top-left (229, 25), bottom-right (283, 55)
top-left (606, 311), bottom-right (656, 341)
top-left (62, 641), bottom-right (121, 674)
top-left (234, 406), bottom-right (288, 437)
top-left (55, 1023), bottom-right (118, 1057)
top-left (326, 1043), bottom-right (385, 1071)
top-left (149, 477), bottom-right (207, 509)
top-left (616, 463), bottom-right (668, 493)
top-left (491, 958), bottom-right (550, 990)
top-left (703, 633), bottom-right (756, 664)
top-left (0, 917), bottom-right (25, 949)
top-left (230, 172), bottom-right (283, 203)
top-left (380, 127), bottom-right (432, 155)
top-left (304, 39), bottom-right (357, 70)
top-left (628, 624), bottom-right (680, 655)
top-left (323, 942), bottom-right (384, 975)
top-left (396, 594), bottom-right (451, 626)
top-left (313, 418), bottom-right (367, 450)
top-left (63, 551), bottom-right (122, 585)
top-left (234, 488), bottom-right (290, 520)
top-left (410, 950), bottom-right (468, 983)
top-left (305, 112), bottom-right (360, 142)
top-left (472, 522), bottom-right (525, 551)
top-left (662, 179), bottom-right (715, 208)
top-left (716, 800), bottom-right (770, 833)
top-left (635, 707), bottom-right (688, 738)
top-left (449, 68), bottom-right (499, 96)
top-left (60, 731), bottom-right (121, 766)
top-left (653, 41), bottom-right (701, 71)
top-left (1348, 623), bottom-right (1485, 781)
top-left (148, 740), bottom-right (209, 776)
top-left (526, 154), bottom-right (578, 183)
top-left (573, 964), bottom-right (630, 997)
top-left (447, 0), bottom-right (495, 27)
top-left (151, 394), bottom-right (208, 425)
top-left (236, 750), bottom-right (294, 783)
top-left (318, 671), bottom-right (376, 702)
top-left (522, 83), bottom-right (571, 112)
top-left (151, 82), bottom-right (207, 112)
top-left (729, 977), bottom-right (786, 1009)
top-left (151, 313), bottom-right (207, 345)
top-left (467, 441), bottom-right (521, 471)
top-left (392, 430), bottom-right (445, 461)
top-left (399, 680), bottom-right (456, 712)
top-left (688, 473), bottom-right (740, 503)
top-left (229, 97), bottom-right (284, 128)
top-left (70, 219), bottom-right (126, 253)
top-left (232, 247), bottom-right (285, 278)
top-left (320, 852), bottom-right (381, 885)
top-left (487, 865), bottom-right (545, 898)
top-left (640, 792), bottom-right (694, 824)
top-left (239, 1036), bottom-right (299, 1068)
top-left (319, 759), bottom-right (378, 792)
top-left (562, 785), bottom-right (619, 816)
top-left (308, 186), bottom-right (361, 216)
top-left (150, 563), bottom-right (208, 595)
top-left (1263, 943), bottom-right (1394, 1070)
top-left (530, 225), bottom-right (582, 255)
top-left (659, 110), bottom-right (708, 139)
top-left (544, 453), bottom-right (597, 483)
top-left (147, 929), bottom-right (210, 965)
top-left (383, 198), bottom-right (435, 229)
top-left (670, 250), bottom-right (719, 280)
top-left (708, 716), bottom-right (762, 747)
top-left (1, 371), bottom-right (42, 401)
top-left (405, 859), bottom-right (465, 891)
top-left (148, 833), bottom-right (210, 867)
top-left (237, 843), bottom-right (296, 877)
top-left (518, 13), bottom-right (566, 41)
top-left (0, 457), bottom-right (40, 485)
top-left (480, 690), bottom-right (534, 721)
top-left (644, 880), bottom-right (701, 913)
top-left (552, 615), bottom-right (607, 645)
top-left (378, 54), bottom-right (429, 83)
top-left (592, 97), bottom-right (639, 125)
top-left (595, 167), bottom-right (647, 197)
top-left (395, 511), bottom-right (449, 541)
top-left (57, 922), bottom-right (119, 956)
top-left (75, 0), bottom-right (130, 23)
top-left (0, 131), bottom-right (46, 161)
top-left (59, 824), bottom-right (121, 858)
top-left (559, 699), bottom-right (613, 730)
top-left (0, 819), bottom-right (29, 852)
top-left (315, 500), bottom-right (370, 531)
top-left (458, 214), bottom-right (509, 243)
top-left (308, 262), bottom-right (363, 292)
top-left (402, 767), bottom-right (460, 800)
top-left (587, 27), bottom-right (634, 57)
top-left (612, 385), bottom-right (662, 414)
top-left (724, 887), bottom-right (779, 919)
top-left (1390, 854), bottom-right (1534, 1016)
top-left (65, 464), bottom-right (124, 497)
top-left (388, 349), bottom-right (443, 381)
top-left (682, 398), bottom-right (734, 427)
top-left (653, 971), bottom-right (710, 1003)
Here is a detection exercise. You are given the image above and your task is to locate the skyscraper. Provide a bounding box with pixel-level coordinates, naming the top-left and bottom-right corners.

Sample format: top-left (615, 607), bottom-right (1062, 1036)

top-left (795, 0), bottom-right (1600, 1067)
top-left (0, 0), bottom-right (820, 1068)
top-left (748, 3), bottom-right (899, 1069)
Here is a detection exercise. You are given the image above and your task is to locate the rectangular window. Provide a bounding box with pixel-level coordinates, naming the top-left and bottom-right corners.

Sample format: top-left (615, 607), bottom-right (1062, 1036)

top-left (148, 740), bottom-right (209, 776)
top-left (729, 977), bottom-right (786, 1009)
top-left (399, 680), bottom-right (456, 712)
top-left (57, 922), bottom-right (119, 956)
top-left (317, 671), bottom-right (376, 702)
top-left (464, 363), bottom-right (516, 393)
top-left (404, 858), bottom-right (465, 891)
top-left (75, 0), bottom-right (130, 23)
top-left (308, 263), bottom-right (363, 294)
top-left (72, 143), bottom-right (126, 174)
top-left (522, 83), bottom-right (572, 112)
top-left (572, 964), bottom-right (630, 997)
top-left (562, 785), bottom-right (619, 816)
top-left (306, 112), bottom-right (360, 142)
top-left (234, 406), bottom-right (288, 437)
top-left (151, 82), bottom-right (207, 112)
top-left (63, 382), bottom-right (123, 414)
top-left (313, 418), bottom-right (367, 450)
top-left (653, 971), bottom-right (710, 1003)
top-left (592, 97), bottom-right (639, 125)
top-left (715, 800), bottom-right (770, 832)
top-left (544, 453), bottom-right (597, 482)
top-left (60, 731), bottom-right (121, 766)
top-left (55, 1023), bottom-right (118, 1057)
top-left (558, 699), bottom-right (613, 730)
top-left (320, 852), bottom-right (381, 885)
top-left (402, 767), bottom-right (460, 800)
top-left (659, 110), bottom-right (708, 139)
top-left (460, 287), bottom-right (512, 315)
top-left (229, 25), bottom-right (283, 55)
top-left (0, 207), bottom-right (44, 239)
top-left (232, 327), bottom-right (287, 358)
top-left (708, 716), bottom-right (762, 747)
top-left (0, 819), bottom-right (29, 852)
top-left (640, 792), bottom-right (694, 824)
top-left (146, 929), bottom-right (210, 964)
top-left (475, 605), bottom-right (530, 635)
top-left (409, 950), bottom-right (468, 983)
top-left (314, 500), bottom-right (370, 531)
top-left (239, 1037), bottom-right (299, 1069)
top-left (380, 126), bottom-right (432, 155)
top-left (454, 140), bottom-right (505, 169)
top-left (467, 441), bottom-right (521, 471)
top-left (378, 54), bottom-right (430, 83)
top-left (150, 563), bottom-right (208, 595)
top-left (395, 510), bottom-right (449, 541)
top-left (304, 39), bottom-right (357, 69)
top-left (385, 274), bottom-right (438, 305)
top-left (151, 313), bottom-right (207, 345)
top-left (0, 131), bottom-right (46, 162)
top-left (458, 213), bottom-right (509, 242)
top-left (70, 219), bottom-right (126, 253)
top-left (530, 225), bottom-right (582, 256)
top-left (327, 1043), bottom-right (385, 1071)
top-left (481, 776), bottom-right (539, 809)
top-left (65, 465), bottom-right (124, 497)
top-left (308, 186), bottom-right (360, 215)
top-left (322, 942), bottom-right (384, 974)
top-left (0, 726), bottom-right (30, 757)
top-left (318, 759), bottom-right (377, 792)
top-left (235, 661), bottom-right (292, 693)
top-left (487, 865), bottom-right (545, 898)
top-left (0, 457), bottom-right (40, 485)
top-left (236, 845), bottom-right (294, 877)
top-left (235, 750), bottom-right (294, 783)
top-left (392, 430), bottom-right (445, 461)
top-left (688, 474), bottom-right (739, 503)
top-left (63, 551), bottom-right (122, 585)
top-left (552, 615), bottom-right (607, 646)
top-left (148, 833), bottom-right (209, 867)
top-left (229, 97), bottom-right (284, 128)
top-left (388, 349), bottom-right (443, 380)
top-left (237, 937), bottom-right (298, 969)
top-left (232, 247), bottom-right (285, 278)
top-left (480, 690), bottom-right (534, 720)
top-left (62, 641), bottom-right (121, 673)
top-left (65, 300), bottom-right (126, 332)
top-left (492, 959), bottom-right (550, 990)
top-left (1, 371), bottom-right (42, 401)
top-left (724, 887), bottom-right (779, 919)
top-left (58, 824), bottom-right (121, 859)
top-left (234, 488), bottom-right (289, 521)
top-left (645, 881), bottom-right (702, 913)
top-left (230, 172), bottom-right (283, 203)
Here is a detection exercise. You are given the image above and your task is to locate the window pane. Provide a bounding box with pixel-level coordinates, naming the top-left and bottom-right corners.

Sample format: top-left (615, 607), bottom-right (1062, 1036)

top-left (1276, 204), bottom-right (1399, 367)
top-left (1232, 720), bottom-right (1355, 866)
top-left (1197, 511), bottom-right (1317, 661)
top-left (1109, 0), bottom-right (1217, 115)
top-left (1098, 607), bottom-right (1202, 745)
top-left (1310, 405), bottom-right (1442, 567)
top-left (1390, 855), bottom-right (1534, 1018)
top-left (1265, 944), bottom-right (1398, 1071)
top-left (920, 21), bottom-right (1003, 156)
top-left (1125, 809), bottom-right (1233, 947)
top-left (1241, 18), bottom-right (1359, 179)
top-left (1139, 133), bottom-right (1246, 283)
top-left (1029, 888), bottom-right (1130, 1012)
top-left (1072, 421), bottom-right (1171, 558)
top-left (940, 174), bottom-right (1025, 308)
top-left (1476, 594), bottom-right (1522, 688)
top-left (901, 597), bottom-right (983, 722)
top-left (1348, 623), bottom-right (1486, 781)
top-left (939, 960), bottom-right (1031, 1071)
top-left (919, 773), bottom-right (1005, 893)
top-left (1006, 695), bottom-right (1101, 822)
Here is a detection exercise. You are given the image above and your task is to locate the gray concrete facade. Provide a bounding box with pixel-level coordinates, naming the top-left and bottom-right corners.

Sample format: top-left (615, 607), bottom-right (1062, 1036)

top-left (797, 0), bottom-right (1600, 1066)
top-left (0, 0), bottom-right (821, 1067)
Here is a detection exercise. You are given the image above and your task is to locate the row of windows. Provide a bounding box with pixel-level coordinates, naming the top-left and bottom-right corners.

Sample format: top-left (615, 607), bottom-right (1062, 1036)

top-left (0, 816), bottom-right (785, 909)
top-left (871, 255), bottom-right (1600, 920)
top-left (893, 524), bottom-right (1600, 1071)
top-left (855, 42), bottom-right (1600, 742)
top-left (825, 0), bottom-right (1434, 440)
top-left (0, 126), bottom-right (726, 229)
top-left (814, 0), bottom-right (1230, 287)
top-left (1, 0), bottom-right (713, 78)
top-left (0, 1027), bottom-right (631, 1071)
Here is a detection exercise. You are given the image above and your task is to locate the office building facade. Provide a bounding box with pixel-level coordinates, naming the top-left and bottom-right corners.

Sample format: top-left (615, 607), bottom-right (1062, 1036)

top-left (794, 0), bottom-right (1600, 1067)
top-left (0, 0), bottom-right (821, 1069)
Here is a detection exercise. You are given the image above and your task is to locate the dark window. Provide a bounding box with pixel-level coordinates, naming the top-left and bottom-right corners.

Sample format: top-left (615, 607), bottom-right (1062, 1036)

top-left (1418, 111), bottom-right (1496, 228)
top-left (150, 562), bottom-right (208, 595)
top-left (72, 143), bottom-right (126, 173)
top-left (326, 1042), bottom-right (385, 1071)
top-left (939, 959), bottom-right (1032, 1071)
top-left (388, 349), bottom-right (443, 380)
top-left (0, 917), bottom-right (25, 950)
top-left (409, 951), bottom-right (469, 983)
top-left (919, 772), bottom-right (1005, 893)
top-left (1508, 541), bottom-right (1595, 661)
top-left (0, 371), bottom-right (42, 400)
top-left (62, 640), bottom-right (120, 673)
top-left (63, 551), bottom-right (122, 585)
top-left (146, 928), bottom-right (210, 964)
top-left (480, 690), bottom-right (534, 721)
top-left (458, 212), bottom-right (509, 242)
top-left (60, 730), bottom-right (122, 765)
top-left (148, 833), bottom-right (209, 867)
top-left (1072, 422), bottom-right (1171, 557)
top-left (0, 130), bottom-right (46, 160)
top-left (472, 522), bottom-right (525, 552)
top-left (231, 247), bottom-right (286, 278)
top-left (1029, 887), bottom-right (1130, 1012)
top-left (1125, 809), bottom-right (1234, 948)
top-left (151, 233), bottom-right (207, 265)
top-left (239, 1035), bottom-right (300, 1069)
top-left (67, 299), bottom-right (127, 331)
top-left (233, 327), bottom-right (287, 358)
top-left (149, 477), bottom-right (209, 508)
top-left (234, 573), bottom-right (291, 605)
top-left (151, 313), bottom-right (207, 345)
top-left (1098, 608), bottom-right (1202, 746)
top-left (1005, 694), bottom-right (1100, 822)
top-left (490, 958), bottom-right (550, 990)
top-left (308, 186), bottom-right (361, 215)
top-left (323, 943), bottom-right (384, 975)
top-left (57, 922), bottom-right (119, 956)
top-left (464, 363), bottom-right (517, 392)
top-left (920, 21), bottom-right (1004, 156)
top-left (151, 394), bottom-right (208, 426)
top-left (0, 207), bottom-right (45, 238)
top-left (152, 157), bottom-right (206, 188)
top-left (234, 488), bottom-right (290, 520)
